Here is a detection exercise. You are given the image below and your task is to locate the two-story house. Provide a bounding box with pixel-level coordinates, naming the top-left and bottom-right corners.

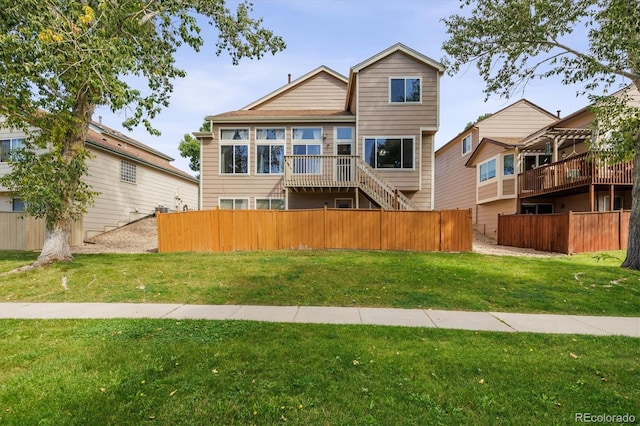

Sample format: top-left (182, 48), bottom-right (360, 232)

top-left (0, 119), bottom-right (199, 245)
top-left (434, 100), bottom-right (559, 237)
top-left (516, 86), bottom-right (639, 214)
top-left (195, 43), bottom-right (445, 211)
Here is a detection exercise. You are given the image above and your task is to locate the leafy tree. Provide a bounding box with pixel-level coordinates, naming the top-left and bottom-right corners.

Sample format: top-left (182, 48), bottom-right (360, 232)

top-left (0, 1), bottom-right (285, 266)
top-left (178, 122), bottom-right (210, 176)
top-left (442, 0), bottom-right (640, 269)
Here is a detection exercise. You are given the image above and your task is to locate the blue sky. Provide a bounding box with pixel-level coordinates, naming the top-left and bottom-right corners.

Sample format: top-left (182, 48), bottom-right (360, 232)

top-left (96, 0), bottom-right (596, 175)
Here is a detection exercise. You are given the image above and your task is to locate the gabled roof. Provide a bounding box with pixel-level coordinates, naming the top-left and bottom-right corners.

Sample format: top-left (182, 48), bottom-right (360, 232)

top-left (435, 99), bottom-right (557, 156)
top-left (464, 137), bottom-right (522, 167)
top-left (346, 43), bottom-right (445, 110)
top-left (350, 42), bottom-right (445, 74)
top-left (241, 66), bottom-right (348, 111)
top-left (87, 122), bottom-right (197, 182)
top-left (204, 109), bottom-right (354, 123)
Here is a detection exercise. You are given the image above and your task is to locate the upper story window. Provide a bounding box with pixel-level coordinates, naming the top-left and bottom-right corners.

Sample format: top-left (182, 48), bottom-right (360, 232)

top-left (256, 128), bottom-right (285, 175)
top-left (335, 127), bottom-right (353, 141)
top-left (390, 77), bottom-right (421, 103)
top-left (522, 153), bottom-right (551, 171)
top-left (0, 138), bottom-right (24, 162)
top-left (503, 154), bottom-right (515, 176)
top-left (120, 160), bottom-right (137, 184)
top-left (364, 137), bottom-right (414, 169)
top-left (462, 135), bottom-right (472, 155)
top-left (292, 127), bottom-right (322, 174)
top-left (220, 128), bottom-right (249, 175)
top-left (479, 158), bottom-right (497, 182)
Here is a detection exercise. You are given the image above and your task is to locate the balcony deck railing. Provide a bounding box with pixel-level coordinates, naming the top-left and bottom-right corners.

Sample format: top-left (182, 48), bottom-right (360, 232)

top-left (518, 151), bottom-right (633, 198)
top-left (283, 155), bottom-right (417, 210)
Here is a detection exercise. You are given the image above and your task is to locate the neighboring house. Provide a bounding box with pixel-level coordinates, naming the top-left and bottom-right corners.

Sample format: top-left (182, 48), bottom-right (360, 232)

top-left (434, 99), bottom-right (559, 237)
top-left (194, 43), bottom-right (445, 211)
top-left (0, 119), bottom-right (199, 242)
top-left (436, 86), bottom-right (640, 240)
top-left (515, 86), bottom-right (640, 216)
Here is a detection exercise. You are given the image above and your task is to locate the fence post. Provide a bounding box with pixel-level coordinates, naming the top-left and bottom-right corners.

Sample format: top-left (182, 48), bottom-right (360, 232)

top-left (323, 204), bottom-right (327, 250)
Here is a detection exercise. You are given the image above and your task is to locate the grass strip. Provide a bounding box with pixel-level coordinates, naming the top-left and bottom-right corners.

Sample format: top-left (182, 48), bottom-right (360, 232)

top-left (0, 319), bottom-right (638, 425)
top-left (1, 250), bottom-right (638, 316)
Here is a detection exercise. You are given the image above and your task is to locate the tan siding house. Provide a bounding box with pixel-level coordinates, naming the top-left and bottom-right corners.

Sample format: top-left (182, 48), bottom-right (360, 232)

top-left (435, 99), bottom-right (558, 238)
top-left (197, 43), bottom-right (445, 212)
top-left (0, 120), bottom-right (198, 243)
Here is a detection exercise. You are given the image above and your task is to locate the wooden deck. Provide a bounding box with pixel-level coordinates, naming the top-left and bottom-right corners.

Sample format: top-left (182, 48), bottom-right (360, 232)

top-left (518, 152), bottom-right (633, 198)
top-left (284, 155), bottom-right (417, 210)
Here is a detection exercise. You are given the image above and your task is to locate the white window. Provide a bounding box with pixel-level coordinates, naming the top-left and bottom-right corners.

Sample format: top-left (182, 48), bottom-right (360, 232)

top-left (292, 127), bottom-right (322, 174)
top-left (256, 128), bottom-right (285, 175)
top-left (503, 154), bottom-right (515, 176)
top-left (462, 135), bottom-right (472, 155)
top-left (390, 77), bottom-right (421, 103)
top-left (0, 138), bottom-right (24, 162)
top-left (219, 198), bottom-right (249, 210)
top-left (479, 158), bottom-right (496, 182)
top-left (335, 127), bottom-right (353, 141)
top-left (220, 128), bottom-right (249, 175)
top-left (364, 137), bottom-right (414, 169)
top-left (120, 160), bottom-right (137, 183)
top-left (256, 198), bottom-right (285, 210)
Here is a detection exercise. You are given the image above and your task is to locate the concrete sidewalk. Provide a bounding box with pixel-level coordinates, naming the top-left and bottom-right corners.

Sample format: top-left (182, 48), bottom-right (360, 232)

top-left (0, 303), bottom-right (638, 337)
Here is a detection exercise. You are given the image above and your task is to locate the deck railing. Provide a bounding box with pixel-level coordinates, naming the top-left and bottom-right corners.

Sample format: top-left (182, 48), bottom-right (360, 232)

top-left (518, 152), bottom-right (633, 197)
top-left (284, 155), bottom-right (417, 210)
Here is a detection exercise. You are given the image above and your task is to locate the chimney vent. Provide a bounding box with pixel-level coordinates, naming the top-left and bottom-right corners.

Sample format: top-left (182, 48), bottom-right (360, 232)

top-left (99, 115), bottom-right (103, 124)
top-left (556, 110), bottom-right (561, 118)
top-left (288, 73), bottom-right (291, 84)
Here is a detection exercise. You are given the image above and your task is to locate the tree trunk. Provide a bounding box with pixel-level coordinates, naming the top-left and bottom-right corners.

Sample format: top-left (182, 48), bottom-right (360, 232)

top-left (35, 219), bottom-right (73, 266)
top-left (622, 132), bottom-right (640, 269)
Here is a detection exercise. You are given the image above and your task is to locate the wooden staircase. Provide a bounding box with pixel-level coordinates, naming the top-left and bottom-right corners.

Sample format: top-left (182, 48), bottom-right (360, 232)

top-left (284, 155), bottom-right (417, 210)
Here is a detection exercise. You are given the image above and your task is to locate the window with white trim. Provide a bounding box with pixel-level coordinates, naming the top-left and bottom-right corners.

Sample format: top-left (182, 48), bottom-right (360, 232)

top-left (120, 160), bottom-right (137, 183)
top-left (462, 135), bottom-right (472, 155)
top-left (292, 127), bottom-right (322, 174)
top-left (479, 158), bottom-right (497, 182)
top-left (503, 154), bottom-right (515, 176)
top-left (364, 137), bottom-right (414, 169)
top-left (219, 198), bottom-right (249, 210)
top-left (256, 128), bottom-right (285, 175)
top-left (335, 127), bottom-right (353, 141)
top-left (256, 198), bottom-right (285, 210)
top-left (0, 138), bottom-right (24, 162)
top-left (220, 128), bottom-right (249, 174)
top-left (390, 77), bottom-right (421, 103)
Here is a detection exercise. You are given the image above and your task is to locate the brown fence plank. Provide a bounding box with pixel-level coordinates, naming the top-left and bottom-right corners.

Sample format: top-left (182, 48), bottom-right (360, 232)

top-left (157, 209), bottom-right (472, 254)
top-left (498, 211), bottom-right (629, 254)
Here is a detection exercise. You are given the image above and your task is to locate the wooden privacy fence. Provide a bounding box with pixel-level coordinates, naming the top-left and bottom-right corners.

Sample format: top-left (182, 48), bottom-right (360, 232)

top-left (0, 212), bottom-right (82, 251)
top-left (0, 212), bottom-right (46, 251)
top-left (498, 210), bottom-right (630, 254)
top-left (157, 208), bottom-right (472, 253)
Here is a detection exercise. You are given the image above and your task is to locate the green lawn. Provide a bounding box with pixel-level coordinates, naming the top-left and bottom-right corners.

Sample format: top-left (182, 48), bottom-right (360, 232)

top-left (1, 319), bottom-right (638, 425)
top-left (1, 250), bottom-right (639, 424)
top-left (1, 249), bottom-right (639, 316)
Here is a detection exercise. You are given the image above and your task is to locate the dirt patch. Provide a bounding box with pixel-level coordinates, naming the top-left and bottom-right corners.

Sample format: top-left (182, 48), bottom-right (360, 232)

top-left (72, 217), bottom-right (159, 254)
top-left (472, 231), bottom-right (564, 257)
